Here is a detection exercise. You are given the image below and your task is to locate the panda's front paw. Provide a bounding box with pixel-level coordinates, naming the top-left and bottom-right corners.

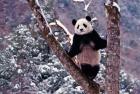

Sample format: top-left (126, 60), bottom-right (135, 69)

top-left (92, 46), bottom-right (99, 51)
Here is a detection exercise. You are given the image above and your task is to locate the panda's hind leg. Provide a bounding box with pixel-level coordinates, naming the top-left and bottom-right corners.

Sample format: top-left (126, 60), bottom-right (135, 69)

top-left (81, 64), bottom-right (100, 80)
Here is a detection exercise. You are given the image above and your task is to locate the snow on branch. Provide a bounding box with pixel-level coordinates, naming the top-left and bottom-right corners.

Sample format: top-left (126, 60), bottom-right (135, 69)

top-left (73, 0), bottom-right (84, 2)
top-left (105, 0), bottom-right (121, 19)
top-left (36, 0), bottom-right (53, 35)
top-left (26, 0), bottom-right (100, 94)
top-left (112, 2), bottom-right (120, 12)
top-left (105, 0), bottom-right (120, 12)
top-left (49, 20), bottom-right (73, 44)
top-left (91, 17), bottom-right (98, 22)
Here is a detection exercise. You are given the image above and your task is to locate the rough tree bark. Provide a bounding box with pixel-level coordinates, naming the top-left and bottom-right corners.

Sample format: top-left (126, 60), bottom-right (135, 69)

top-left (105, 0), bottom-right (120, 94)
top-left (26, 0), bottom-right (99, 94)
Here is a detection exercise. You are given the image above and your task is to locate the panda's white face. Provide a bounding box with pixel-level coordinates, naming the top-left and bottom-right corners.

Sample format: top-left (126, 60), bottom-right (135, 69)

top-left (74, 18), bottom-right (93, 35)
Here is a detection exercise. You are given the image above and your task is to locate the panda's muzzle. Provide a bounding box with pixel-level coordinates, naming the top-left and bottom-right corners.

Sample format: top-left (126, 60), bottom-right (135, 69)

top-left (80, 29), bottom-right (84, 32)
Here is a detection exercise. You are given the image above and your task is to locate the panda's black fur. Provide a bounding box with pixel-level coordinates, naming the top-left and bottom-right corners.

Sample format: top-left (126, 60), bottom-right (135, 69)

top-left (68, 30), bottom-right (107, 57)
top-left (68, 16), bottom-right (107, 80)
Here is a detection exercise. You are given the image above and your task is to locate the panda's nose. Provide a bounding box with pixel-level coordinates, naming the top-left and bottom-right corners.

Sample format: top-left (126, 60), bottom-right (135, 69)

top-left (80, 29), bottom-right (83, 32)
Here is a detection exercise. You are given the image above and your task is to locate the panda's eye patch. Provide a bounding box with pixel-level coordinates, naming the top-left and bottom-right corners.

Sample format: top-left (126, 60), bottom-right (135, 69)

top-left (83, 24), bottom-right (87, 28)
top-left (77, 25), bottom-right (79, 29)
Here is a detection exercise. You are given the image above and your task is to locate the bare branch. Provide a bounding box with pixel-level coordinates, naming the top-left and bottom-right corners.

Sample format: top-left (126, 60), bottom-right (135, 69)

top-left (73, 0), bottom-right (92, 12)
top-left (84, 0), bottom-right (92, 11)
top-left (26, 0), bottom-right (100, 94)
top-left (91, 17), bottom-right (98, 22)
top-left (49, 20), bottom-right (73, 43)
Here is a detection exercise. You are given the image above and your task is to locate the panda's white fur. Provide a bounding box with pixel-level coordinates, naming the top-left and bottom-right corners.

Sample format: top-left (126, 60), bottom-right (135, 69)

top-left (68, 16), bottom-right (107, 79)
top-left (74, 18), bottom-right (93, 35)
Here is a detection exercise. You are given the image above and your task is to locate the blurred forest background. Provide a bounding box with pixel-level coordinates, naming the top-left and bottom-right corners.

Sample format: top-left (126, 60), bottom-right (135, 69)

top-left (0, 0), bottom-right (140, 94)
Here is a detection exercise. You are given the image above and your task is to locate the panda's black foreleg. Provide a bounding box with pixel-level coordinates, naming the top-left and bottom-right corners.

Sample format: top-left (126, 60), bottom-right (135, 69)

top-left (81, 64), bottom-right (100, 80)
top-left (100, 39), bottom-right (107, 49)
top-left (92, 30), bottom-right (107, 50)
top-left (94, 39), bottom-right (107, 50)
top-left (67, 35), bottom-right (81, 57)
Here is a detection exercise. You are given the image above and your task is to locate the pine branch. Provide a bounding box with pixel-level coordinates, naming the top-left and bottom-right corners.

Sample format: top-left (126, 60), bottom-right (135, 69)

top-left (26, 0), bottom-right (100, 94)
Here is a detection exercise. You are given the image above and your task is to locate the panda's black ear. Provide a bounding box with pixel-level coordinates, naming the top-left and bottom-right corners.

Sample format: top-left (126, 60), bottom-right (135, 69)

top-left (86, 16), bottom-right (91, 21)
top-left (72, 19), bottom-right (77, 26)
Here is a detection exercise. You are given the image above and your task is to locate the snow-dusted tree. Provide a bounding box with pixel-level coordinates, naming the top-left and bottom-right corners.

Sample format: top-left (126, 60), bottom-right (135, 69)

top-left (120, 70), bottom-right (140, 94)
top-left (0, 4), bottom-right (85, 93)
top-left (105, 0), bottom-right (121, 94)
top-left (0, 24), bottom-right (51, 93)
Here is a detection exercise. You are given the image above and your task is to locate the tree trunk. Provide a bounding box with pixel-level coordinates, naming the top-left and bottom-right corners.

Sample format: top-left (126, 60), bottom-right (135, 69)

top-left (26, 0), bottom-right (100, 94)
top-left (105, 0), bottom-right (120, 94)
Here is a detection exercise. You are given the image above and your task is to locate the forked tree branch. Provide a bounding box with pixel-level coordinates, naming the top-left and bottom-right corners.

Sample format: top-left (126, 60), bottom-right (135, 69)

top-left (73, 0), bottom-right (92, 11)
top-left (26, 0), bottom-right (99, 94)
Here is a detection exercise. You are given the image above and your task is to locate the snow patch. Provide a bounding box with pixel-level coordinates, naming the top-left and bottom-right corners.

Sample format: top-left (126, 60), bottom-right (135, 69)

top-left (105, 1), bottom-right (120, 12)
top-left (39, 65), bottom-right (50, 73)
top-left (14, 84), bottom-right (20, 89)
top-left (10, 57), bottom-right (16, 64)
top-left (113, 2), bottom-right (121, 12)
top-left (30, 82), bottom-right (36, 87)
top-left (17, 69), bottom-right (23, 74)
top-left (73, 0), bottom-right (84, 2)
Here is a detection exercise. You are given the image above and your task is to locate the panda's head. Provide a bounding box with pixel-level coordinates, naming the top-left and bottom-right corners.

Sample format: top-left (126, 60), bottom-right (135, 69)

top-left (72, 16), bottom-right (93, 35)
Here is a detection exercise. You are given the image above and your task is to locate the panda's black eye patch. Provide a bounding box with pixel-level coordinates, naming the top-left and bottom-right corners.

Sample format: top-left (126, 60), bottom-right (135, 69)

top-left (83, 24), bottom-right (87, 28)
top-left (77, 25), bottom-right (79, 29)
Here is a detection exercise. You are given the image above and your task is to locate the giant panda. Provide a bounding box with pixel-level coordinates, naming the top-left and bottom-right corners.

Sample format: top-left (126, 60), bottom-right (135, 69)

top-left (68, 16), bottom-right (107, 80)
